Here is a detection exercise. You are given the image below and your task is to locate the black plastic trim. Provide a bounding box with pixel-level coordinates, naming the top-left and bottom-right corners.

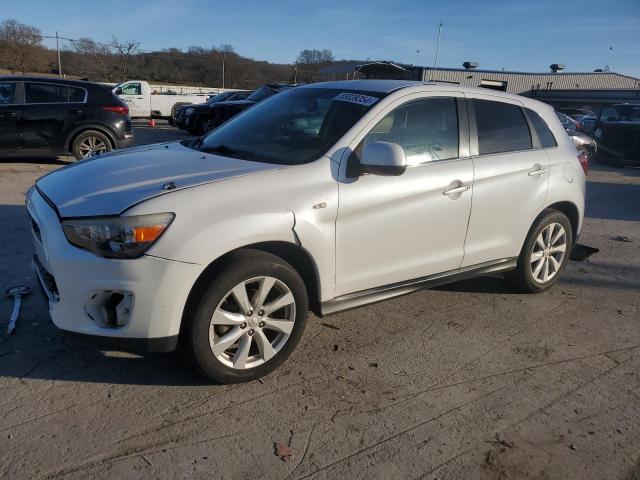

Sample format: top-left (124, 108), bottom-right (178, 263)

top-left (320, 257), bottom-right (517, 316)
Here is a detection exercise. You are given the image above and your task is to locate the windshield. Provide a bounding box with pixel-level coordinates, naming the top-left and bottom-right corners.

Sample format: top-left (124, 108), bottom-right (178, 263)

top-left (615, 105), bottom-right (640, 122)
top-left (207, 92), bottom-right (233, 104)
top-left (246, 85), bottom-right (277, 102)
top-left (195, 88), bottom-right (386, 165)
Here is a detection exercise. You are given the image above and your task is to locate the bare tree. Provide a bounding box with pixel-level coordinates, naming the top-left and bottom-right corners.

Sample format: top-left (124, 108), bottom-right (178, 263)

top-left (0, 18), bottom-right (46, 72)
top-left (72, 37), bottom-right (113, 80)
top-left (294, 49), bottom-right (334, 83)
top-left (111, 36), bottom-right (140, 81)
top-left (296, 49), bottom-right (334, 65)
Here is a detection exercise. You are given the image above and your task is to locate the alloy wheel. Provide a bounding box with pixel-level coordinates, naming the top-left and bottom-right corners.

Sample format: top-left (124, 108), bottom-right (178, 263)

top-left (209, 276), bottom-right (296, 370)
top-left (530, 222), bottom-right (567, 283)
top-left (78, 136), bottom-right (108, 158)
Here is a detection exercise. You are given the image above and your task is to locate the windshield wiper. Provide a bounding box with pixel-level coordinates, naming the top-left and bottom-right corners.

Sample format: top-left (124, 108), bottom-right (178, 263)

top-left (201, 144), bottom-right (245, 158)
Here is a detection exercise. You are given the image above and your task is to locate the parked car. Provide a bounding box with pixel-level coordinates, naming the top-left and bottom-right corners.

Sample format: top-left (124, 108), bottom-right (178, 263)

top-left (185, 83), bottom-right (295, 134)
top-left (555, 111), bottom-right (597, 159)
top-left (114, 80), bottom-right (213, 119)
top-left (557, 108), bottom-right (596, 120)
top-left (28, 80), bottom-right (586, 383)
top-left (174, 90), bottom-right (251, 129)
top-left (0, 76), bottom-right (133, 160)
top-left (591, 104), bottom-right (640, 167)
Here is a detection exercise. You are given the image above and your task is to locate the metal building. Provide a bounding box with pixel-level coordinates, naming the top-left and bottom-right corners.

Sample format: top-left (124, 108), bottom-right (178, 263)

top-left (326, 61), bottom-right (640, 117)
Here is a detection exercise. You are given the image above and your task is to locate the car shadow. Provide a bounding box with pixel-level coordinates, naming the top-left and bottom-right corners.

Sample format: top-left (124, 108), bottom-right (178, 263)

top-left (0, 154), bottom-right (70, 166)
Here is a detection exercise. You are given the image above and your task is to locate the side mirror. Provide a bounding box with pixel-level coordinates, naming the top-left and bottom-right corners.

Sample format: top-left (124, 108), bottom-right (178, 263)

top-left (114, 87), bottom-right (123, 95)
top-left (358, 141), bottom-right (407, 176)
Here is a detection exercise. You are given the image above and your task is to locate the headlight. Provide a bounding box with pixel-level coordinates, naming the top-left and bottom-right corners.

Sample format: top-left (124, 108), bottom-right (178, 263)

top-left (61, 213), bottom-right (174, 259)
top-left (185, 107), bottom-right (194, 115)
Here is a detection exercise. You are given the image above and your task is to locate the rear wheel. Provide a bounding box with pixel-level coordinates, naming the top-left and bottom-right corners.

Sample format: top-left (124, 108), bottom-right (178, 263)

top-left (71, 130), bottom-right (112, 160)
top-left (182, 250), bottom-right (308, 383)
top-left (504, 210), bottom-right (573, 293)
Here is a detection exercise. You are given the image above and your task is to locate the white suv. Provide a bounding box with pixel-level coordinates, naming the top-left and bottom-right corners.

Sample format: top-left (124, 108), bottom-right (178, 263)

top-left (28, 80), bottom-right (587, 383)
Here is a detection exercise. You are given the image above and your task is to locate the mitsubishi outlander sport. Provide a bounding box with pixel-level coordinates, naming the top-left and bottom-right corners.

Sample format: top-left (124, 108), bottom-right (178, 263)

top-left (28, 80), bottom-right (587, 383)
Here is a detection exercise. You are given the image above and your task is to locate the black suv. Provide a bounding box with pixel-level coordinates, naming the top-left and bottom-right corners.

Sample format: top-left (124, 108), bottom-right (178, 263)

top-left (185, 84), bottom-right (295, 135)
top-left (0, 76), bottom-right (133, 160)
top-left (174, 90), bottom-right (251, 129)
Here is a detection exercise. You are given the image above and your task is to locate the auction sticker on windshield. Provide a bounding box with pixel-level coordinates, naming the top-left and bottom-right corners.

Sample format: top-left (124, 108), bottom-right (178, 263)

top-left (334, 92), bottom-right (379, 107)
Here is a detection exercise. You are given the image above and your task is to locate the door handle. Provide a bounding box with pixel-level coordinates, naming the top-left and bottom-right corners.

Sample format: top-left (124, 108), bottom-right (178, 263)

top-left (528, 166), bottom-right (546, 176)
top-left (2, 111), bottom-right (17, 118)
top-left (443, 184), bottom-right (470, 196)
top-left (67, 109), bottom-right (83, 114)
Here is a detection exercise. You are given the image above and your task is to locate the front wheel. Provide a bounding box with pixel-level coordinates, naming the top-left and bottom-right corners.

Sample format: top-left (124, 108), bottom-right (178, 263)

top-left (182, 250), bottom-right (309, 383)
top-left (504, 210), bottom-right (573, 293)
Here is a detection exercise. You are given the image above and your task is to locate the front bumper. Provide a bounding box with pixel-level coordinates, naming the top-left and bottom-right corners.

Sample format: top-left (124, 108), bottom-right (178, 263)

top-left (27, 188), bottom-right (204, 352)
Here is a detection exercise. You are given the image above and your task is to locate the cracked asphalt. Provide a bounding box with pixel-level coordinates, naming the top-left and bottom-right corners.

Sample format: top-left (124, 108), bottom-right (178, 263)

top-left (1, 123), bottom-right (639, 479)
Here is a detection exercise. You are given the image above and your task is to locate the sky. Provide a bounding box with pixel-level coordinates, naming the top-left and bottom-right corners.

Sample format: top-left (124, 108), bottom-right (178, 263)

top-left (5, 0), bottom-right (640, 77)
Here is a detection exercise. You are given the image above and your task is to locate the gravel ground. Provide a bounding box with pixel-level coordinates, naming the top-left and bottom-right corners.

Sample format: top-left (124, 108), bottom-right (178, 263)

top-left (0, 123), bottom-right (639, 479)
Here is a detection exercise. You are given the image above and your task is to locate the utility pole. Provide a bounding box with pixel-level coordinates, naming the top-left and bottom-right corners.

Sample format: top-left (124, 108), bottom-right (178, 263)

top-left (415, 49), bottom-right (420, 65)
top-left (55, 31), bottom-right (62, 77)
top-left (434, 23), bottom-right (443, 69)
top-left (222, 53), bottom-right (225, 89)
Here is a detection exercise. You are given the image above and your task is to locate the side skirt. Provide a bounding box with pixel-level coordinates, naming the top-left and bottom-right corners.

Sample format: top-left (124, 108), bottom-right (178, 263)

top-left (319, 258), bottom-right (517, 316)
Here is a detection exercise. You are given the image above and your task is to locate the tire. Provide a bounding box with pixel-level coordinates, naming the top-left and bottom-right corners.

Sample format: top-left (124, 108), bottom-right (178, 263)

top-left (71, 130), bottom-right (112, 160)
top-left (182, 250), bottom-right (309, 383)
top-left (504, 209), bottom-right (573, 293)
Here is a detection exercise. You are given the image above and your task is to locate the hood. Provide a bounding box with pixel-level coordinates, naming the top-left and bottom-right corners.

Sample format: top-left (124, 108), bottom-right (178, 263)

top-left (36, 142), bottom-right (284, 218)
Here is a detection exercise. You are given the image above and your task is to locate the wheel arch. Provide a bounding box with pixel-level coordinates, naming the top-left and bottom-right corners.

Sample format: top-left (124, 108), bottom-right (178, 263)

top-left (182, 241), bottom-right (322, 327)
top-left (545, 201), bottom-right (580, 244)
top-left (66, 125), bottom-right (117, 153)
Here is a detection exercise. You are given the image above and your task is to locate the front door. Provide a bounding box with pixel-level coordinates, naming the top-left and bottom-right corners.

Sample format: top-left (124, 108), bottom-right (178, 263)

top-left (461, 94), bottom-right (550, 267)
top-left (0, 81), bottom-right (21, 150)
top-left (335, 95), bottom-right (473, 296)
top-left (118, 82), bottom-right (147, 117)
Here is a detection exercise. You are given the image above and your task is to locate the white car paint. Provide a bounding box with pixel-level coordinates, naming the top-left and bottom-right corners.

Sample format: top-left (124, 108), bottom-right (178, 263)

top-left (28, 80), bottom-right (585, 348)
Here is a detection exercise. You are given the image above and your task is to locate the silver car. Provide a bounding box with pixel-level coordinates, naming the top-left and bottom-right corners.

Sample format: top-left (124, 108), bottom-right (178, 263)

top-left (29, 81), bottom-right (587, 383)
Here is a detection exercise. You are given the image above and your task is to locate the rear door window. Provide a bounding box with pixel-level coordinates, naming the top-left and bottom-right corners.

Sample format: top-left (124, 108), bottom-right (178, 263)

top-left (25, 83), bottom-right (68, 104)
top-left (0, 82), bottom-right (17, 104)
top-left (68, 86), bottom-right (86, 102)
top-left (361, 97), bottom-right (459, 165)
top-left (474, 99), bottom-right (532, 155)
top-left (527, 109), bottom-right (557, 148)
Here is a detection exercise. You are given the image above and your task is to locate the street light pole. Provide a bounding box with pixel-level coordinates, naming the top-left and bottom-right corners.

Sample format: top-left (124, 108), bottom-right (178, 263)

top-left (55, 31), bottom-right (62, 77)
top-left (434, 23), bottom-right (443, 69)
top-left (222, 53), bottom-right (225, 89)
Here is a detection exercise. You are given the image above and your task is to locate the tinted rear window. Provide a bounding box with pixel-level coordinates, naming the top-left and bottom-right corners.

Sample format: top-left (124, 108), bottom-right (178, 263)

top-left (527, 109), bottom-right (557, 148)
top-left (474, 99), bottom-right (532, 155)
top-left (68, 86), bottom-right (86, 102)
top-left (25, 83), bottom-right (68, 103)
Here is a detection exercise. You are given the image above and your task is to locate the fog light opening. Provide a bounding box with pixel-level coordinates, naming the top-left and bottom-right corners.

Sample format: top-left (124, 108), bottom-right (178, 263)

top-left (84, 290), bottom-right (134, 328)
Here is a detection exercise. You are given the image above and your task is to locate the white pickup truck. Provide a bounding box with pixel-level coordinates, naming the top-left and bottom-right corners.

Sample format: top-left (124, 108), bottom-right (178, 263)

top-left (114, 80), bottom-right (215, 119)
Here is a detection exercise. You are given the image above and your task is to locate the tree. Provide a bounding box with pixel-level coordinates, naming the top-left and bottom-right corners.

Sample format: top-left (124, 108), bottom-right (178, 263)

top-left (111, 36), bottom-right (140, 81)
top-left (0, 18), bottom-right (46, 72)
top-left (295, 49), bottom-right (334, 82)
top-left (296, 49), bottom-right (334, 65)
top-left (71, 37), bottom-right (113, 80)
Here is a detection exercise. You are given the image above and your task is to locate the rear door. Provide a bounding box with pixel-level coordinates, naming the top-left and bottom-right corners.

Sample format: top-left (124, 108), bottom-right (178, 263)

top-left (20, 82), bottom-right (77, 151)
top-left (117, 82), bottom-right (147, 117)
top-left (0, 81), bottom-right (21, 150)
top-left (461, 94), bottom-right (550, 267)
